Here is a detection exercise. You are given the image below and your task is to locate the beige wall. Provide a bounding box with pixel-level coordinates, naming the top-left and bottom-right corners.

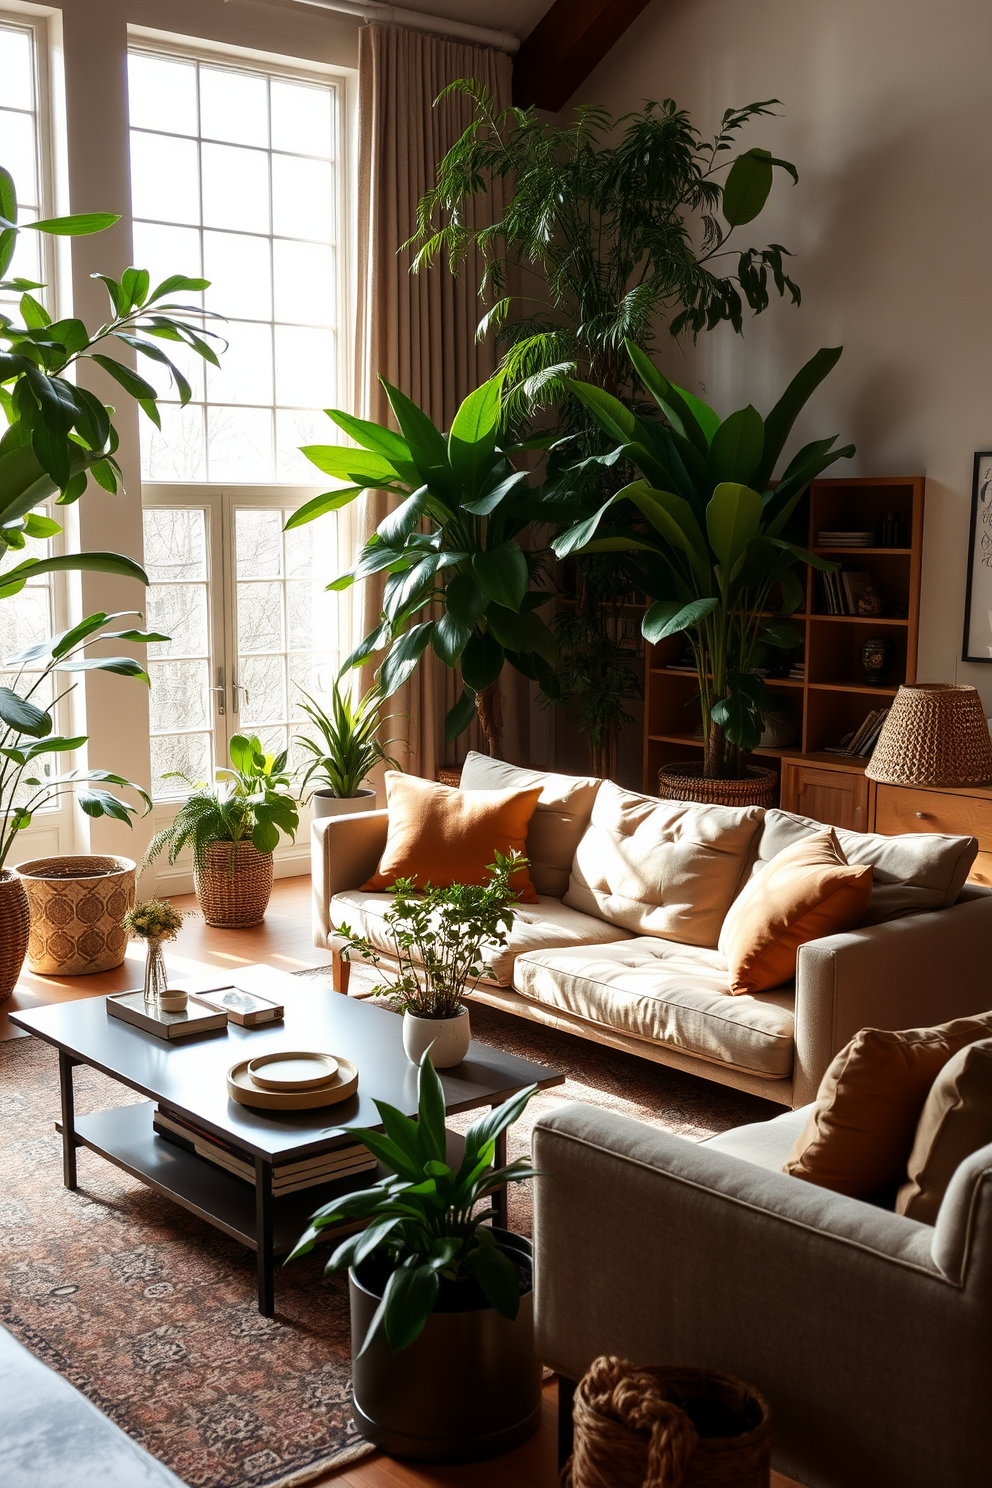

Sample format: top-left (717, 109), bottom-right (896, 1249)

top-left (576, 0), bottom-right (992, 705)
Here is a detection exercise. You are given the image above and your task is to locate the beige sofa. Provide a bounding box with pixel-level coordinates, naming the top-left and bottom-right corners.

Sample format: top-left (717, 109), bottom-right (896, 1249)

top-left (531, 1100), bottom-right (992, 1488)
top-left (311, 753), bottom-right (992, 1108)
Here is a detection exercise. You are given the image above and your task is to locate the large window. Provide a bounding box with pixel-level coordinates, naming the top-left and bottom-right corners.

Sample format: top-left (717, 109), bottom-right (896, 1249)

top-left (0, 18), bottom-right (48, 312)
top-left (128, 46), bottom-right (342, 483)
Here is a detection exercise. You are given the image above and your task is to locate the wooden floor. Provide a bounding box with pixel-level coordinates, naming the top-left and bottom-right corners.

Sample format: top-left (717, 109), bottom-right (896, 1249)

top-left (2, 874), bottom-right (803, 1488)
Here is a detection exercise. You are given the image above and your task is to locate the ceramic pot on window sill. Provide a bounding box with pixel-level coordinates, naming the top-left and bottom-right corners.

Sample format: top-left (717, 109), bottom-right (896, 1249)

top-left (312, 787), bottom-right (376, 820)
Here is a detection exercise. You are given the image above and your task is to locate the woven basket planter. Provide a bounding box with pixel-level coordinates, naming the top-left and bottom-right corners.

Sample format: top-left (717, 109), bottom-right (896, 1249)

top-left (434, 765), bottom-right (463, 787)
top-left (0, 870), bottom-right (31, 1003)
top-left (14, 855), bottom-right (135, 975)
top-left (194, 839), bottom-right (274, 927)
top-left (564, 1356), bottom-right (771, 1488)
top-left (658, 761), bottom-right (778, 809)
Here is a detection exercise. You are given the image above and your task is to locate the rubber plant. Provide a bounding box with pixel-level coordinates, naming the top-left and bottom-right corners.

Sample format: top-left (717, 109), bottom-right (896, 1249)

top-left (552, 342), bottom-right (855, 780)
top-left (288, 375), bottom-right (557, 756)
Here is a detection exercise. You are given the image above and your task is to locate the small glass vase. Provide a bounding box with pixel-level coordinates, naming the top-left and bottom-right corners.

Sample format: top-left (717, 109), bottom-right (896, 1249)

top-left (143, 936), bottom-right (169, 1007)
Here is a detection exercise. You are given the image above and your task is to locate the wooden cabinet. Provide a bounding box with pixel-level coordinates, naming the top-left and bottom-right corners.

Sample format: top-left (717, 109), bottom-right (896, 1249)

top-left (874, 783), bottom-right (992, 886)
top-left (780, 762), bottom-right (872, 831)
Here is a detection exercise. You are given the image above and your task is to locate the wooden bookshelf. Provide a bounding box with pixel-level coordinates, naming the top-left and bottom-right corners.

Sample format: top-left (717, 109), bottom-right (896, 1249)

top-left (642, 476), bottom-right (926, 823)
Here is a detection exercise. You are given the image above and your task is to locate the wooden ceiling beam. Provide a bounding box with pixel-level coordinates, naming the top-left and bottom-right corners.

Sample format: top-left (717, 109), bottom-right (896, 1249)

top-left (513, 0), bottom-right (654, 112)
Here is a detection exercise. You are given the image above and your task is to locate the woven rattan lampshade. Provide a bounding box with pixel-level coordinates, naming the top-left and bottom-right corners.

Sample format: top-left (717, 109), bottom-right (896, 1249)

top-left (865, 683), bottom-right (992, 786)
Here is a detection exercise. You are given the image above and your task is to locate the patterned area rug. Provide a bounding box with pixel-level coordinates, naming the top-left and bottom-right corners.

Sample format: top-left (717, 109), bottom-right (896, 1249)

top-left (1, 971), bottom-right (780, 1488)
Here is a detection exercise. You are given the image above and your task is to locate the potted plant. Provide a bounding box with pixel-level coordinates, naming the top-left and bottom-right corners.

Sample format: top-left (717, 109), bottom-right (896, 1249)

top-left (297, 671), bottom-right (400, 819)
top-left (143, 734), bottom-right (299, 928)
top-left (337, 850), bottom-right (521, 1067)
top-left (553, 342), bottom-right (855, 802)
top-left (287, 376), bottom-right (558, 758)
top-left (287, 1050), bottom-right (542, 1461)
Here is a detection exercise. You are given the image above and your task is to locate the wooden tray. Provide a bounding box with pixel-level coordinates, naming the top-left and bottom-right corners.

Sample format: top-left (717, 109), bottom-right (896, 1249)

top-left (247, 1051), bottom-right (339, 1091)
top-left (227, 1056), bottom-right (359, 1110)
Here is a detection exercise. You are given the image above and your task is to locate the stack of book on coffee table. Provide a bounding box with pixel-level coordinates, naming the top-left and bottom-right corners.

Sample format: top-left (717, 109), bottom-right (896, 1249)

top-left (153, 1107), bottom-right (377, 1195)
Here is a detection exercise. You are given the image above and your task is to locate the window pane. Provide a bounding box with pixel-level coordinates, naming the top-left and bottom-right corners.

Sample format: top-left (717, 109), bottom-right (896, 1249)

top-left (130, 132), bottom-right (200, 223)
top-left (199, 66), bottom-right (268, 146)
top-left (238, 580), bottom-right (283, 652)
top-left (203, 230), bottom-right (272, 320)
top-left (206, 405), bottom-right (273, 482)
top-left (143, 508), bottom-right (207, 581)
top-left (271, 79), bottom-right (333, 156)
top-left (275, 409), bottom-right (331, 483)
top-left (238, 653), bottom-right (286, 725)
top-left (253, 723), bottom-right (288, 759)
top-left (151, 732), bottom-right (210, 798)
top-left (146, 584), bottom-right (208, 659)
top-left (271, 155), bottom-right (334, 241)
top-left (236, 509), bottom-right (283, 577)
top-left (2, 110), bottom-right (38, 209)
top-left (0, 28), bottom-right (34, 110)
top-left (0, 585), bottom-right (49, 660)
top-left (128, 53), bottom-right (198, 135)
top-left (132, 222), bottom-right (202, 300)
top-left (205, 320), bottom-right (273, 405)
top-left (273, 240), bottom-right (335, 325)
top-left (284, 523), bottom-right (315, 579)
top-left (274, 325), bottom-right (335, 408)
top-left (202, 142), bottom-right (269, 233)
top-left (0, 209), bottom-right (40, 301)
top-left (143, 405), bottom-right (206, 481)
top-left (149, 659), bottom-right (210, 732)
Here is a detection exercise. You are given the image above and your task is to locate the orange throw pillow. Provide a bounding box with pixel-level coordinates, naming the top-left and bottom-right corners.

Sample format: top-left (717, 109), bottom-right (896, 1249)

top-left (718, 829), bottom-right (872, 994)
top-left (784, 1012), bottom-right (992, 1198)
top-left (362, 772), bottom-right (541, 903)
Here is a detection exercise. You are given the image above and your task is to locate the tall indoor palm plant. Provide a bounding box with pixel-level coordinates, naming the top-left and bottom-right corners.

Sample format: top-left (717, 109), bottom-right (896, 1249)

top-left (553, 343), bottom-right (855, 780)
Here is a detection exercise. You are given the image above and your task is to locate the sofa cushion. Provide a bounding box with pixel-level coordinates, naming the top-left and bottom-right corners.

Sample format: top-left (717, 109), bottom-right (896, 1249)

top-left (513, 938), bottom-right (795, 1078)
top-left (565, 780), bottom-right (765, 947)
top-left (784, 1011), bottom-right (992, 1197)
top-left (362, 770), bottom-right (541, 902)
top-left (755, 808), bottom-right (977, 924)
top-left (896, 1038), bottom-right (992, 1224)
top-left (704, 1107), bottom-right (812, 1170)
top-left (459, 751), bottom-right (602, 898)
top-left (330, 889), bottom-right (632, 986)
top-left (719, 829), bottom-right (873, 993)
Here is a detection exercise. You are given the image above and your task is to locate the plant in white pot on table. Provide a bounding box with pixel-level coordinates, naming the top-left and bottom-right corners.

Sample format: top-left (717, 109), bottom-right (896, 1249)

top-left (143, 734), bottom-right (299, 928)
top-left (297, 670), bottom-right (401, 819)
top-left (287, 1048), bottom-right (542, 1460)
top-left (337, 850), bottom-right (522, 1067)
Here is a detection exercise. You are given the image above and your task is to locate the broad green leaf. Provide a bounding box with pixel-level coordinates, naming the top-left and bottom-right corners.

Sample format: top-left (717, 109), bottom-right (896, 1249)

top-left (0, 687), bottom-right (52, 738)
top-left (708, 406), bottom-right (763, 486)
top-left (56, 656), bottom-right (150, 684)
top-left (29, 212), bottom-right (119, 235)
top-left (642, 597), bottom-right (718, 643)
top-left (285, 486), bottom-right (362, 530)
top-left (723, 148), bottom-right (796, 227)
top-left (753, 347), bottom-right (844, 490)
top-left (460, 631), bottom-right (504, 691)
top-left (0, 551), bottom-right (149, 600)
top-left (417, 1052), bottom-right (447, 1164)
top-left (466, 1236), bottom-right (520, 1320)
top-left (705, 482), bottom-right (763, 576)
top-left (324, 408), bottom-right (421, 485)
top-left (300, 444), bottom-right (402, 484)
top-left (432, 609), bottom-right (472, 667)
top-left (90, 355), bottom-right (161, 427)
top-left (378, 622), bottom-right (434, 697)
top-left (625, 342), bottom-right (720, 448)
top-left (761, 622), bottom-right (804, 649)
top-left (377, 485), bottom-right (430, 547)
top-left (447, 377), bottom-right (501, 497)
top-left (565, 378), bottom-right (637, 444)
top-left (463, 468), bottom-right (528, 517)
top-left (444, 572), bottom-right (487, 628)
top-left (485, 605), bottom-right (557, 663)
top-left (382, 1260), bottom-right (439, 1353)
top-left (381, 379), bottom-right (456, 499)
top-left (444, 685), bottom-right (477, 741)
top-left (471, 541), bottom-right (528, 610)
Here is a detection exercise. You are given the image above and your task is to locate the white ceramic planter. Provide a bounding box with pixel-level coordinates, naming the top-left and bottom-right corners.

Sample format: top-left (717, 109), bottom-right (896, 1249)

top-left (402, 1007), bottom-right (471, 1068)
top-left (312, 787), bottom-right (376, 820)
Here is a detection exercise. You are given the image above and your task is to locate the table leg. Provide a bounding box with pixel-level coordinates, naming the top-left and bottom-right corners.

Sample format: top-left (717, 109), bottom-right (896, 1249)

top-left (492, 1106), bottom-right (508, 1231)
top-left (255, 1155), bottom-right (274, 1316)
top-left (59, 1050), bottom-right (79, 1190)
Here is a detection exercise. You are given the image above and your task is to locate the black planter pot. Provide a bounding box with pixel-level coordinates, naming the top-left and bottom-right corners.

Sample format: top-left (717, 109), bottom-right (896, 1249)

top-left (349, 1229), bottom-right (542, 1462)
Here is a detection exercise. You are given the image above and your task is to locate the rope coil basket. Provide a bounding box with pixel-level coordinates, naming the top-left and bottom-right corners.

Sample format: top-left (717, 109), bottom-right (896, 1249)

top-left (194, 840), bottom-right (274, 927)
top-left (865, 683), bottom-right (992, 787)
top-left (563, 1356), bottom-right (772, 1488)
top-left (658, 762), bottom-right (778, 809)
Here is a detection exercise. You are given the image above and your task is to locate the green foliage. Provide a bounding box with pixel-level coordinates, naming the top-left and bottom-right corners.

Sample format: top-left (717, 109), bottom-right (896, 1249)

top-left (143, 734), bottom-right (299, 870)
top-left (289, 375), bottom-right (559, 747)
top-left (0, 160), bottom-right (221, 571)
top-left (123, 897), bottom-right (186, 941)
top-left (544, 607), bottom-right (642, 769)
top-left (409, 87), bottom-right (799, 417)
top-left (287, 1048), bottom-right (539, 1355)
top-left (338, 849), bottom-right (523, 1020)
top-left (0, 609), bottom-right (156, 868)
top-left (296, 672), bottom-right (402, 801)
top-left (552, 343), bottom-right (854, 778)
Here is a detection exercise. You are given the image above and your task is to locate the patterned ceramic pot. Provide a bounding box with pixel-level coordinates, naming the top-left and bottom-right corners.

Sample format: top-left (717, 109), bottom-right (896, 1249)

top-left (14, 855), bottom-right (136, 975)
top-left (0, 870), bottom-right (31, 1002)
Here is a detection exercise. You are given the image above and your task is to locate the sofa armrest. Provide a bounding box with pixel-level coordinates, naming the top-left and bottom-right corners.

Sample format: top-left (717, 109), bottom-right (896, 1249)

top-left (792, 888), bottom-right (992, 1105)
top-left (311, 810), bottom-right (388, 948)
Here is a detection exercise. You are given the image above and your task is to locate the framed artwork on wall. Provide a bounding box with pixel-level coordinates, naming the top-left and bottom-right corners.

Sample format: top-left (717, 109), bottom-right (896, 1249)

top-left (963, 451), bottom-right (992, 661)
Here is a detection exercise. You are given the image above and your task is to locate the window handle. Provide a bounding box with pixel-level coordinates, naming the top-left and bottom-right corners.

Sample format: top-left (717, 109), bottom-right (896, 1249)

top-left (232, 675), bottom-right (248, 715)
top-left (208, 667), bottom-right (226, 716)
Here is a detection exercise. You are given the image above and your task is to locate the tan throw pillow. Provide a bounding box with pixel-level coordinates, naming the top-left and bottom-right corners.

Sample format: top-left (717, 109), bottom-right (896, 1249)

top-left (362, 772), bottom-right (541, 903)
top-left (896, 1039), bottom-right (992, 1224)
top-left (459, 751), bottom-right (602, 898)
top-left (564, 780), bottom-right (764, 948)
top-left (718, 829), bottom-right (873, 994)
top-left (784, 1012), bottom-right (992, 1198)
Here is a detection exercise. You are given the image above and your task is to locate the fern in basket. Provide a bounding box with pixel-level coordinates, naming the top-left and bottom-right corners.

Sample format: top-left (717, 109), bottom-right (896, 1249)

top-left (338, 850), bottom-right (523, 1019)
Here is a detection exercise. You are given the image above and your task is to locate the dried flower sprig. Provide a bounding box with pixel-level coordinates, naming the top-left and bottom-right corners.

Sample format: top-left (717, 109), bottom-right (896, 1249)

top-left (123, 897), bottom-right (186, 942)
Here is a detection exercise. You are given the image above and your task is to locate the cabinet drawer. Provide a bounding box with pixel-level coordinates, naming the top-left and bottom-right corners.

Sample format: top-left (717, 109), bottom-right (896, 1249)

top-left (968, 850), bottom-right (992, 888)
top-left (874, 784), bottom-right (992, 850)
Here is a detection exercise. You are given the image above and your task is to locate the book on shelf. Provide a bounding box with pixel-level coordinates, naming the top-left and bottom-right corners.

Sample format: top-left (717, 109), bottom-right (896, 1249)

top-left (817, 530), bottom-right (873, 546)
top-left (825, 707), bottom-right (891, 758)
top-left (153, 1108), bottom-right (378, 1195)
top-left (819, 568), bottom-right (873, 616)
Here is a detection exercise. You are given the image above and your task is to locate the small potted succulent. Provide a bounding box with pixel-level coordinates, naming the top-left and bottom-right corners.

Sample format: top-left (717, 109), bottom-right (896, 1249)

top-left (337, 850), bottom-right (521, 1067)
top-left (143, 734), bottom-right (298, 928)
top-left (288, 1050), bottom-right (542, 1461)
top-left (296, 672), bottom-right (400, 819)
top-left (122, 897), bottom-right (186, 1009)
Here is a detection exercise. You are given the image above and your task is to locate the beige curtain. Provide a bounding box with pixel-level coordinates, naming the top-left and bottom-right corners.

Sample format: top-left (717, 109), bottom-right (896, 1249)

top-left (354, 22), bottom-right (517, 777)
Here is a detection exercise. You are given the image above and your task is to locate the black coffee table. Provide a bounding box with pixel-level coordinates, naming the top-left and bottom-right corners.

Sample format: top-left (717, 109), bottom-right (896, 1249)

top-left (10, 965), bottom-right (563, 1315)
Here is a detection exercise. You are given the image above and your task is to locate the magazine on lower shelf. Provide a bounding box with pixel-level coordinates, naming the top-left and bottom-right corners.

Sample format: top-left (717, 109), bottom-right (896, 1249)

top-left (153, 1108), bottom-right (377, 1194)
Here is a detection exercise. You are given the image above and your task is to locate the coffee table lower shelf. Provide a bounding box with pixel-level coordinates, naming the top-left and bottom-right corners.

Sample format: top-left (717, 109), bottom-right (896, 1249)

top-left (60, 1102), bottom-right (374, 1299)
